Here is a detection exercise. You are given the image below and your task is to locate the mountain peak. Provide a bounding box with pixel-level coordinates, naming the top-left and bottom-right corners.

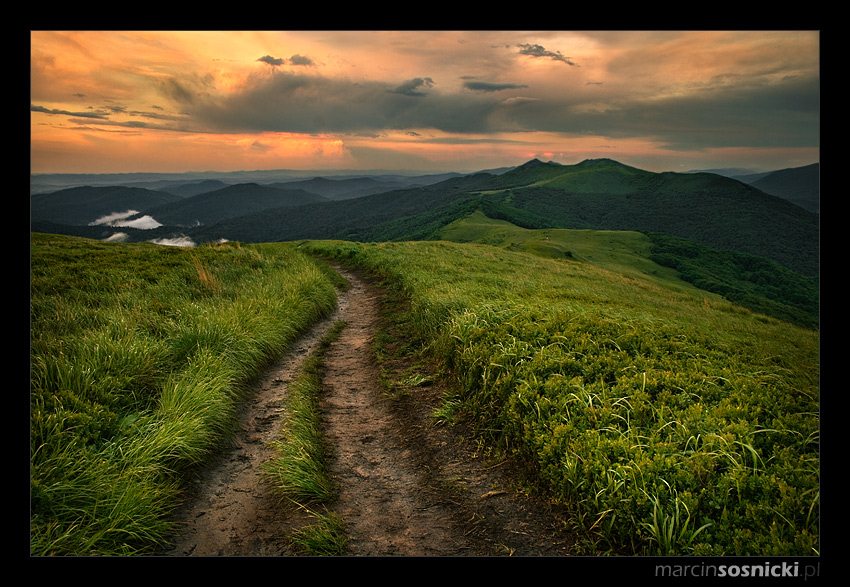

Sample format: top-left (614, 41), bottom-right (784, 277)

top-left (518, 159), bottom-right (562, 169)
top-left (576, 158), bottom-right (624, 168)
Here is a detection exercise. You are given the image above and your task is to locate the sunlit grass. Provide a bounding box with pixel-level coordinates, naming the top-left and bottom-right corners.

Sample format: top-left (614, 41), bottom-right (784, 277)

top-left (301, 239), bottom-right (819, 556)
top-left (31, 230), bottom-right (819, 556)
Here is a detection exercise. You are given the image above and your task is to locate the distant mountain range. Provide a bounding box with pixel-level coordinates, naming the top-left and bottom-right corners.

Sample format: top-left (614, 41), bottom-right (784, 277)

top-left (733, 163), bottom-right (819, 214)
top-left (31, 159), bottom-right (819, 277)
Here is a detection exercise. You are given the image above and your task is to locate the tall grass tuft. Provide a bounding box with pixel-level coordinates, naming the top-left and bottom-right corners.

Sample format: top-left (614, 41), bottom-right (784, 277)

top-left (260, 319), bottom-right (346, 553)
top-left (31, 234), bottom-right (338, 555)
top-left (261, 348), bottom-right (339, 504)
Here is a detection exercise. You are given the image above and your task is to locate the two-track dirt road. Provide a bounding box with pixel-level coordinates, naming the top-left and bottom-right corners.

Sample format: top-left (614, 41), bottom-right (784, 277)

top-left (161, 265), bottom-right (577, 557)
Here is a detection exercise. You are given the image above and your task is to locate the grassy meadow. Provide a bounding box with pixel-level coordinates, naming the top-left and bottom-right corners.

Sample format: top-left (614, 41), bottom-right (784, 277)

top-left (30, 233), bottom-right (340, 555)
top-left (31, 227), bottom-right (818, 556)
top-left (300, 238), bottom-right (819, 556)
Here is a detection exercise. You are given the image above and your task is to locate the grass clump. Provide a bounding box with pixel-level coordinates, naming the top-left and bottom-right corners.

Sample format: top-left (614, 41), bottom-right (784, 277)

top-left (288, 510), bottom-right (347, 555)
top-left (300, 238), bottom-right (819, 556)
top-left (31, 233), bottom-right (338, 555)
top-left (260, 318), bottom-right (349, 555)
top-left (262, 321), bottom-right (345, 504)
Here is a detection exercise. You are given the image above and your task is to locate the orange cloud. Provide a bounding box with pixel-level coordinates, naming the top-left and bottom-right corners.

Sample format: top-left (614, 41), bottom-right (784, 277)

top-left (31, 31), bottom-right (819, 174)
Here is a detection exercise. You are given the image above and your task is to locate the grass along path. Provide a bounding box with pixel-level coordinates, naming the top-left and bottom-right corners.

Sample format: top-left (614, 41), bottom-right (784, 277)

top-left (165, 263), bottom-right (580, 556)
top-left (159, 298), bottom-right (347, 556)
top-left (30, 235), bottom-right (339, 555)
top-left (314, 265), bottom-right (579, 555)
top-left (299, 240), bottom-right (819, 556)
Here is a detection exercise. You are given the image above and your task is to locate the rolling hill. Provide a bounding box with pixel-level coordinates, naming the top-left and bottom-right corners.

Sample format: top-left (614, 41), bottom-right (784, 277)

top-left (30, 182), bottom-right (329, 229)
top-left (30, 186), bottom-right (182, 226)
top-left (135, 183), bottom-right (329, 227)
top-left (740, 163), bottom-right (819, 213)
top-left (438, 210), bottom-right (818, 330)
top-left (156, 179), bottom-right (229, 198)
top-left (30, 158), bottom-right (820, 278)
top-left (190, 158), bottom-right (819, 277)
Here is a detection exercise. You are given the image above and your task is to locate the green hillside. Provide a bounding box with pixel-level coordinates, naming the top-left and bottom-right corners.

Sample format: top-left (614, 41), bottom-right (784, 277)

top-left (30, 233), bottom-right (341, 555)
top-left (30, 153), bottom-right (820, 556)
top-left (479, 160), bottom-right (819, 277)
top-left (30, 186), bottom-right (182, 225)
top-left (439, 209), bottom-right (673, 278)
top-left (31, 231), bottom-right (819, 556)
top-left (187, 158), bottom-right (817, 278)
top-left (438, 210), bottom-right (818, 330)
top-left (747, 163), bottom-right (819, 213)
top-left (31, 158), bottom-right (819, 280)
top-left (140, 182), bottom-right (329, 227)
top-left (302, 238), bottom-right (819, 556)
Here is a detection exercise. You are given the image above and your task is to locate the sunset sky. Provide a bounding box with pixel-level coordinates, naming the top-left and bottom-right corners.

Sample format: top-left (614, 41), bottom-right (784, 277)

top-left (30, 30), bottom-right (820, 176)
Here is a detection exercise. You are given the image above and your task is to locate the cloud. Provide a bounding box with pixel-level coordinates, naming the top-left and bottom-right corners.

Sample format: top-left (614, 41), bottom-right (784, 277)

top-left (31, 104), bottom-right (107, 119)
top-left (517, 43), bottom-right (578, 66)
top-left (464, 81), bottom-right (528, 92)
top-left (289, 54), bottom-right (313, 66)
top-left (89, 210), bottom-right (162, 229)
top-left (148, 236), bottom-right (196, 247)
top-left (389, 77), bottom-right (435, 97)
top-left (179, 70), bottom-right (515, 135)
top-left (258, 55), bottom-right (285, 67)
top-left (257, 54), bottom-right (315, 67)
top-left (31, 32), bottom-right (818, 171)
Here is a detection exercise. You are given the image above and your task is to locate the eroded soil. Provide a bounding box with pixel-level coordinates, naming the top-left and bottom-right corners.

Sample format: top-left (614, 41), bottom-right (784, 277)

top-left (160, 265), bottom-right (578, 557)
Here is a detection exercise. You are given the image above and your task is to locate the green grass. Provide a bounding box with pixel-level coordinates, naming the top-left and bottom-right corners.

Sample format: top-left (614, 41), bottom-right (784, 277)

top-left (439, 211), bottom-right (818, 329)
top-left (30, 233), bottom-right (339, 555)
top-left (439, 209), bottom-right (684, 282)
top-left (300, 238), bottom-right (819, 556)
top-left (262, 321), bottom-right (345, 504)
top-left (30, 228), bottom-right (819, 557)
top-left (259, 319), bottom-right (349, 555)
top-left (288, 509), bottom-right (347, 555)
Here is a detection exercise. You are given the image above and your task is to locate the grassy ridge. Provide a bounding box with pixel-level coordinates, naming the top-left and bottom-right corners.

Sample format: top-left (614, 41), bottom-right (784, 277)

top-left (439, 209), bottom-right (682, 280)
top-left (439, 211), bottom-right (819, 330)
top-left (300, 239), bottom-right (819, 555)
top-left (30, 233), bottom-right (339, 555)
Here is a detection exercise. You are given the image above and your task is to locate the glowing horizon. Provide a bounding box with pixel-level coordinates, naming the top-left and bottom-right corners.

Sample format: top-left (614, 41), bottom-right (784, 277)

top-left (31, 31), bottom-right (820, 175)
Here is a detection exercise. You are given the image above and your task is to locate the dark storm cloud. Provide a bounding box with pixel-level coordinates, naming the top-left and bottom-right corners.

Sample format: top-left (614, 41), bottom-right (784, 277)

top-left (464, 81), bottom-right (528, 92)
top-left (258, 55), bottom-right (285, 66)
top-left (500, 72), bottom-right (820, 152)
top-left (30, 104), bottom-right (108, 119)
top-left (176, 71), bottom-right (507, 135)
top-left (289, 54), bottom-right (313, 66)
top-left (517, 43), bottom-right (578, 66)
top-left (257, 54), bottom-right (314, 67)
top-left (390, 77), bottom-right (435, 97)
top-left (153, 43), bottom-right (818, 154)
top-left (160, 74), bottom-right (215, 106)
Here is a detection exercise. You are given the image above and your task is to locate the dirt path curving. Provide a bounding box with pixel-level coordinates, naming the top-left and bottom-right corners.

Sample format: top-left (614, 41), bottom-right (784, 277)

top-left (161, 265), bottom-right (578, 557)
top-left (159, 296), bottom-right (343, 556)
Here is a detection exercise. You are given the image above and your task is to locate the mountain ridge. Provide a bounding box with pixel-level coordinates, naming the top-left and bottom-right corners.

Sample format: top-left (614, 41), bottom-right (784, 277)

top-left (30, 158), bottom-right (820, 277)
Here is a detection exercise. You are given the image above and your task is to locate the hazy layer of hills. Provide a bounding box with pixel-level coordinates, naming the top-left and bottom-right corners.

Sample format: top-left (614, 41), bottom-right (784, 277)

top-left (31, 159), bottom-right (819, 278)
top-left (734, 163), bottom-right (820, 213)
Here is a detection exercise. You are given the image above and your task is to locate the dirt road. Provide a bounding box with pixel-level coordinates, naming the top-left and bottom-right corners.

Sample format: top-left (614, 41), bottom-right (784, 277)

top-left (161, 265), bottom-right (577, 556)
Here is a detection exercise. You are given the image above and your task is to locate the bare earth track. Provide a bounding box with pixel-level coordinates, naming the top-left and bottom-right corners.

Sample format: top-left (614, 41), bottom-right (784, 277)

top-left (161, 265), bottom-right (578, 557)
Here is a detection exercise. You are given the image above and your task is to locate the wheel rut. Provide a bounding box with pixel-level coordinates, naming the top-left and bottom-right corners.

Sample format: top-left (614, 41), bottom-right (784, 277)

top-left (161, 264), bottom-right (577, 557)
